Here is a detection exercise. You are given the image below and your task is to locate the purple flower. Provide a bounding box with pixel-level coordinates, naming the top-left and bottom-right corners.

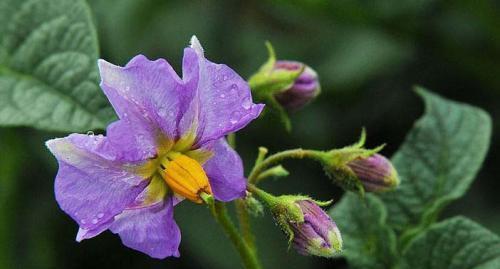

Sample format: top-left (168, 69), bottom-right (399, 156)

top-left (347, 154), bottom-right (399, 192)
top-left (273, 61), bottom-right (320, 111)
top-left (46, 36), bottom-right (264, 259)
top-left (290, 200), bottom-right (342, 257)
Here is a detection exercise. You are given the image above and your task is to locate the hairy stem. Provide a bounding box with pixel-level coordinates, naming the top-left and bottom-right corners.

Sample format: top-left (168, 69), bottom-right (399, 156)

top-left (236, 199), bottom-right (255, 249)
top-left (248, 148), bottom-right (323, 184)
top-left (204, 196), bottom-right (262, 269)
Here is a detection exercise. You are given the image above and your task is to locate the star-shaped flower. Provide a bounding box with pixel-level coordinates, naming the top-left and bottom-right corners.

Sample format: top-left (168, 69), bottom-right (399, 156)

top-left (46, 36), bottom-right (264, 258)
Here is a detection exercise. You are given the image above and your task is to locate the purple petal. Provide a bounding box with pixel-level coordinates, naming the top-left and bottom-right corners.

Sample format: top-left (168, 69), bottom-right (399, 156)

top-left (110, 198), bottom-right (181, 259)
top-left (179, 37), bottom-right (264, 146)
top-left (76, 218), bottom-right (114, 242)
top-left (98, 55), bottom-right (188, 142)
top-left (46, 137), bottom-right (147, 232)
top-left (203, 138), bottom-right (246, 201)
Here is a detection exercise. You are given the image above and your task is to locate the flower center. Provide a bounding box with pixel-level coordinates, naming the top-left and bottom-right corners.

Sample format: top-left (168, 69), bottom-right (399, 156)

top-left (158, 152), bottom-right (212, 203)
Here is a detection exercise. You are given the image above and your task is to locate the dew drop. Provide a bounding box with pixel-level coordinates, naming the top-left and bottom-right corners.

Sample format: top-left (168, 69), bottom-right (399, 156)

top-left (81, 219), bottom-right (87, 224)
top-left (230, 111), bottom-right (242, 125)
top-left (242, 97), bottom-right (252, 110)
top-left (87, 131), bottom-right (94, 136)
top-left (229, 84), bottom-right (238, 95)
top-left (220, 93), bottom-right (226, 98)
top-left (222, 75), bottom-right (228, 81)
top-left (92, 218), bottom-right (99, 224)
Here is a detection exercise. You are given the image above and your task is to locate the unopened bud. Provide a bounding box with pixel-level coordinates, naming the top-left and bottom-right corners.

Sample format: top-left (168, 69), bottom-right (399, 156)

top-left (290, 199), bottom-right (342, 257)
top-left (262, 194), bottom-right (342, 258)
top-left (273, 61), bottom-right (320, 111)
top-left (320, 129), bottom-right (400, 194)
top-left (347, 153), bottom-right (399, 192)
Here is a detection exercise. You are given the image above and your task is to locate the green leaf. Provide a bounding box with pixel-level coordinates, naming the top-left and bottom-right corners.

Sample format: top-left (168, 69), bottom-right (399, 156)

top-left (0, 130), bottom-right (23, 269)
top-left (400, 217), bottom-right (500, 269)
top-left (329, 193), bottom-right (398, 269)
top-left (0, 0), bottom-right (113, 132)
top-left (379, 87), bottom-right (492, 238)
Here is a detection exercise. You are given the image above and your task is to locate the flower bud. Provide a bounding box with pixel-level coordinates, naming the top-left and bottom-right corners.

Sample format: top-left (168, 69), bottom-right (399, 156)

top-left (289, 199), bottom-right (342, 257)
top-left (262, 194), bottom-right (342, 257)
top-left (273, 61), bottom-right (320, 111)
top-left (347, 153), bottom-right (399, 192)
top-left (320, 129), bottom-right (400, 194)
top-left (248, 42), bottom-right (321, 131)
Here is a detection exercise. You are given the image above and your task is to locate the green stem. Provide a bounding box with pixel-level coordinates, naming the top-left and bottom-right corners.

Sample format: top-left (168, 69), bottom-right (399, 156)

top-left (248, 148), bottom-right (323, 184)
top-left (246, 183), bottom-right (279, 207)
top-left (204, 196), bottom-right (262, 269)
top-left (236, 199), bottom-right (255, 249)
top-left (227, 133), bottom-right (236, 148)
top-left (228, 134), bottom-right (257, 256)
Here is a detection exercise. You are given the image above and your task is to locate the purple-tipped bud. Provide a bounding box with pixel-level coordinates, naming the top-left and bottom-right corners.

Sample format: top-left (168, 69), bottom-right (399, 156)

top-left (290, 200), bottom-right (342, 257)
top-left (273, 61), bottom-right (320, 111)
top-left (347, 154), bottom-right (399, 192)
top-left (265, 195), bottom-right (342, 257)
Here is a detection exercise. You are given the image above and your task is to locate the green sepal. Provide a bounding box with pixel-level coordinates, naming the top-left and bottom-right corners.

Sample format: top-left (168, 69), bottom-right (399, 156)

top-left (247, 42), bottom-right (304, 132)
top-left (255, 165), bottom-right (290, 182)
top-left (319, 129), bottom-right (384, 195)
top-left (244, 194), bottom-right (265, 217)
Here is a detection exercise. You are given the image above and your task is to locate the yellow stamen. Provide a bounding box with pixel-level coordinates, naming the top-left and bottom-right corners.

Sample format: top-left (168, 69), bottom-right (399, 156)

top-left (159, 153), bottom-right (211, 203)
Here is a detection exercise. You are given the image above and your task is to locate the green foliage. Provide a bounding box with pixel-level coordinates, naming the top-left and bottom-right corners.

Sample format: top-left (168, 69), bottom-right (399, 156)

top-left (400, 217), bottom-right (500, 269)
top-left (380, 87), bottom-right (492, 241)
top-left (329, 88), bottom-right (495, 268)
top-left (330, 193), bottom-right (397, 269)
top-left (0, 0), bottom-right (113, 132)
top-left (0, 130), bottom-right (23, 269)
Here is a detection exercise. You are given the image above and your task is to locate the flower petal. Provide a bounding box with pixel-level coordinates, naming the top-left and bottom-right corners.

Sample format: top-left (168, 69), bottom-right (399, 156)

top-left (76, 218), bottom-right (113, 242)
top-left (98, 55), bottom-right (191, 142)
top-left (110, 198), bottom-right (181, 259)
top-left (179, 37), bottom-right (264, 146)
top-left (46, 136), bottom-right (147, 231)
top-left (203, 138), bottom-right (246, 201)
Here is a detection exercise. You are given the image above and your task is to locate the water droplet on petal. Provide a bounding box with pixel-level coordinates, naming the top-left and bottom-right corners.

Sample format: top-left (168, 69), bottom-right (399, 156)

top-left (229, 84), bottom-right (238, 95)
top-left (87, 131), bottom-right (94, 136)
top-left (97, 213), bottom-right (104, 218)
top-left (242, 97), bottom-right (252, 110)
top-left (220, 93), bottom-right (226, 98)
top-left (92, 218), bottom-right (99, 224)
top-left (230, 111), bottom-right (242, 125)
top-left (81, 219), bottom-right (87, 224)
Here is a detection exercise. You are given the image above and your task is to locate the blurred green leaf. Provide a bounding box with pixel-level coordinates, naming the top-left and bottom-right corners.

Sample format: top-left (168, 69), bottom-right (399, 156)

top-left (379, 87), bottom-right (492, 241)
top-left (400, 216), bottom-right (500, 269)
top-left (318, 28), bottom-right (412, 90)
top-left (0, 0), bottom-right (113, 132)
top-left (329, 193), bottom-right (397, 269)
top-left (175, 203), bottom-right (319, 269)
top-left (0, 130), bottom-right (23, 269)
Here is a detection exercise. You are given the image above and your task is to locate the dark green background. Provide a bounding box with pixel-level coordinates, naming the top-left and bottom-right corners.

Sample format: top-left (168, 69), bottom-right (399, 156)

top-left (1, 0), bottom-right (499, 268)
